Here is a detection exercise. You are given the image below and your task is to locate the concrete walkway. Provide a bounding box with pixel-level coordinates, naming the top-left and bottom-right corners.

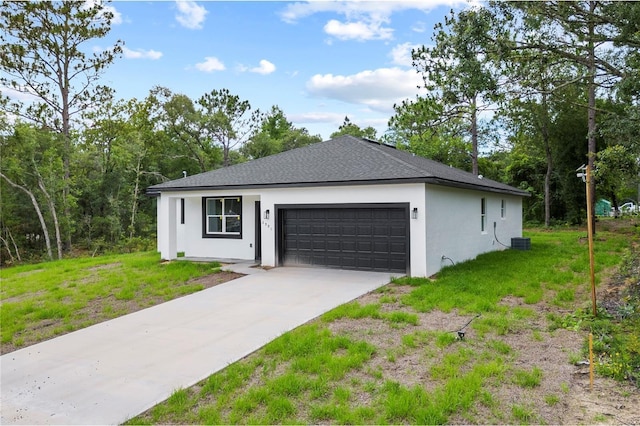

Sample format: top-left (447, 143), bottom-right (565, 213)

top-left (1, 267), bottom-right (394, 425)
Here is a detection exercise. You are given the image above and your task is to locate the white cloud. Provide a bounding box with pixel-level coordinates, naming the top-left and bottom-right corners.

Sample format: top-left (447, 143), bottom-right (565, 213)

top-left (306, 67), bottom-right (425, 113)
top-left (280, 1), bottom-right (473, 24)
top-left (289, 111), bottom-right (346, 124)
top-left (195, 56), bottom-right (225, 72)
top-left (175, 0), bottom-right (207, 30)
top-left (324, 19), bottom-right (393, 41)
top-left (281, 1), bottom-right (479, 43)
top-left (250, 59), bottom-right (276, 75)
top-left (123, 46), bottom-right (163, 60)
top-left (82, 1), bottom-right (123, 25)
top-left (1, 85), bottom-right (40, 103)
top-left (103, 4), bottom-right (122, 25)
top-left (389, 42), bottom-right (423, 67)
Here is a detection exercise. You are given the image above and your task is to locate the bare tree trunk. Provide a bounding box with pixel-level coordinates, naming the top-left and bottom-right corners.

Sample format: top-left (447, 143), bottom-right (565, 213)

top-left (0, 234), bottom-right (15, 264)
top-left (8, 227), bottom-right (22, 262)
top-left (129, 156), bottom-right (142, 239)
top-left (37, 176), bottom-right (63, 259)
top-left (541, 91), bottom-right (552, 227)
top-left (1, 172), bottom-right (53, 260)
top-left (471, 94), bottom-right (479, 176)
top-left (587, 0), bottom-right (597, 233)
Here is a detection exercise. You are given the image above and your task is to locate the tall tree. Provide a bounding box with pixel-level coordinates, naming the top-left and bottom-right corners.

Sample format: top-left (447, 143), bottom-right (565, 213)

top-left (500, 1), bottom-right (640, 226)
top-left (198, 88), bottom-right (261, 167)
top-left (411, 8), bottom-right (506, 175)
top-left (0, 0), bottom-right (123, 251)
top-left (498, 47), bottom-right (581, 227)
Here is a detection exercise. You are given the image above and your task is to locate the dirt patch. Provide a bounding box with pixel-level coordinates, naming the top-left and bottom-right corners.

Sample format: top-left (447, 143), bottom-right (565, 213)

top-left (87, 262), bottom-right (122, 272)
top-left (324, 282), bottom-right (640, 425)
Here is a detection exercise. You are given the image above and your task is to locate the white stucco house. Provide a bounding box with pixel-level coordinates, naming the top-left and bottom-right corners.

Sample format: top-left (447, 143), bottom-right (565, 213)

top-left (147, 136), bottom-right (529, 277)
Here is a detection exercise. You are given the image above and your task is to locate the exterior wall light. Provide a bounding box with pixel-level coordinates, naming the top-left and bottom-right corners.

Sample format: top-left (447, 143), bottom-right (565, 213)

top-left (412, 207), bottom-right (418, 219)
top-left (264, 209), bottom-right (270, 220)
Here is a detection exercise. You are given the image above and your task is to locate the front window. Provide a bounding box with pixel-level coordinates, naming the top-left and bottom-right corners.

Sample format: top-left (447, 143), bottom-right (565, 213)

top-left (203, 197), bottom-right (242, 238)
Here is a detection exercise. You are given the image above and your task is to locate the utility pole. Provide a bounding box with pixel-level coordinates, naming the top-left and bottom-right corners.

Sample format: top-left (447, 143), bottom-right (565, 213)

top-left (577, 164), bottom-right (597, 317)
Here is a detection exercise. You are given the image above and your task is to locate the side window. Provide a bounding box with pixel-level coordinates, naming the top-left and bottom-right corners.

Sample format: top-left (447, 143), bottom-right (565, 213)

top-left (501, 199), bottom-right (506, 219)
top-left (180, 198), bottom-right (185, 224)
top-left (481, 198), bottom-right (487, 232)
top-left (202, 197), bottom-right (242, 238)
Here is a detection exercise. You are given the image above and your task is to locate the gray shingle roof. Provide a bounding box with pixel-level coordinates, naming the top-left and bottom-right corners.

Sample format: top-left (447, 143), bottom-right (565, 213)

top-left (146, 135), bottom-right (529, 197)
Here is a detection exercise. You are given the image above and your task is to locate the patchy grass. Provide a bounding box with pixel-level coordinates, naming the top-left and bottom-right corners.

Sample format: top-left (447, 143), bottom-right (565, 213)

top-left (5, 222), bottom-right (639, 424)
top-left (0, 252), bottom-right (233, 352)
top-left (129, 223), bottom-right (640, 424)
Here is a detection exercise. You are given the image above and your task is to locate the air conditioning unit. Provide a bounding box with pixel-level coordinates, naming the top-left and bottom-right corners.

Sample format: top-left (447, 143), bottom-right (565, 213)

top-left (511, 237), bottom-right (531, 250)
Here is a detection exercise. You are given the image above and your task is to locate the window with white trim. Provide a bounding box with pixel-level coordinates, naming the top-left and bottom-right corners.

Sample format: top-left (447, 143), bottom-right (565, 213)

top-left (501, 199), bottom-right (506, 219)
top-left (203, 197), bottom-right (242, 238)
top-left (481, 197), bottom-right (487, 232)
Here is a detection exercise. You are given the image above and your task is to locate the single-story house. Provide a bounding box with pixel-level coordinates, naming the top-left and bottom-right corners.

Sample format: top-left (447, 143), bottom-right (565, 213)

top-left (147, 136), bottom-right (530, 277)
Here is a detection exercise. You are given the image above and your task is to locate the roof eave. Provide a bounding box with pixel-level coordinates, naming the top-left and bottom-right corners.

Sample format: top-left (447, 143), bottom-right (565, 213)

top-left (146, 177), bottom-right (530, 197)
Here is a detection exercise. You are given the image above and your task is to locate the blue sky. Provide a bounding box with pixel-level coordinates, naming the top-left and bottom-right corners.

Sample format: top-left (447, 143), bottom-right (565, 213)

top-left (46, 1), bottom-right (478, 140)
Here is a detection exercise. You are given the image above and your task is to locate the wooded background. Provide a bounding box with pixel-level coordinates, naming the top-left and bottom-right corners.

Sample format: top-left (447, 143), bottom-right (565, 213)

top-left (1, 1), bottom-right (639, 265)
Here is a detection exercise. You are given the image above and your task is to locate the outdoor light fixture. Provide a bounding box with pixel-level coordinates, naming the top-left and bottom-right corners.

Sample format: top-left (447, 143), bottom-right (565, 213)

top-left (412, 207), bottom-right (418, 219)
top-left (264, 209), bottom-right (270, 220)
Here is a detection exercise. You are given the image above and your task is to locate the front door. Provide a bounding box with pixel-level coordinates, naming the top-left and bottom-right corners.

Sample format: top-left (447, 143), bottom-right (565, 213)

top-left (254, 201), bottom-right (262, 261)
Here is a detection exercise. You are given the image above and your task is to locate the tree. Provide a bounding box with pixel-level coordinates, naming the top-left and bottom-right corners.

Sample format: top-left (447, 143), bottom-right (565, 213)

top-left (1, 0), bottom-right (123, 251)
top-left (150, 87), bottom-right (222, 173)
top-left (330, 116), bottom-right (377, 140)
top-left (499, 1), bottom-right (640, 226)
top-left (498, 48), bottom-right (582, 226)
top-left (0, 124), bottom-right (66, 259)
top-left (595, 145), bottom-right (639, 211)
top-left (198, 88), bottom-right (261, 167)
top-left (411, 8), bottom-right (506, 175)
top-left (387, 96), bottom-right (472, 170)
top-left (242, 106), bottom-right (321, 159)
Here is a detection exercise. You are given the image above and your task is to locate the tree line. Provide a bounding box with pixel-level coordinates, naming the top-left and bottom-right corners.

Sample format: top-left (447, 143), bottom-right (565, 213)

top-left (1, 1), bottom-right (639, 265)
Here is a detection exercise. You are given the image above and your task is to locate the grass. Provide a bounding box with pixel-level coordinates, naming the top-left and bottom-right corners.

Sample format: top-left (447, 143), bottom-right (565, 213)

top-left (398, 229), bottom-right (628, 314)
top-left (127, 224), bottom-right (637, 424)
top-left (0, 252), bottom-right (223, 350)
top-left (5, 221), bottom-right (639, 424)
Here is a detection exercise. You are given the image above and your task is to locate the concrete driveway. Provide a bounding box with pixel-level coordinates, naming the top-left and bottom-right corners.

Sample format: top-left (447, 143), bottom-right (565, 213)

top-left (1, 267), bottom-right (394, 425)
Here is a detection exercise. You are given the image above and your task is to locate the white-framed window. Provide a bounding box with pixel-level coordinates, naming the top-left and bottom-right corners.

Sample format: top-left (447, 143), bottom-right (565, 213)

top-left (481, 197), bottom-right (487, 232)
top-left (203, 197), bottom-right (242, 238)
top-left (501, 199), bottom-right (506, 219)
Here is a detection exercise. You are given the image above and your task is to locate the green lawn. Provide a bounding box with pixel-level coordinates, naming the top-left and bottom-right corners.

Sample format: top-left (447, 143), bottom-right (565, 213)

top-left (0, 252), bottom-right (223, 352)
top-left (2, 221), bottom-right (638, 424)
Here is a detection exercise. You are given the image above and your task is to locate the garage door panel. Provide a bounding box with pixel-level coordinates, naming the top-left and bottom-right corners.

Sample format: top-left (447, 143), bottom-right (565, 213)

top-left (389, 225), bottom-right (407, 237)
top-left (373, 241), bottom-right (390, 253)
top-left (341, 240), bottom-right (357, 252)
top-left (282, 207), bottom-right (408, 273)
top-left (341, 226), bottom-right (357, 237)
top-left (326, 224), bottom-right (341, 235)
top-left (357, 241), bottom-right (372, 252)
top-left (357, 224), bottom-right (373, 236)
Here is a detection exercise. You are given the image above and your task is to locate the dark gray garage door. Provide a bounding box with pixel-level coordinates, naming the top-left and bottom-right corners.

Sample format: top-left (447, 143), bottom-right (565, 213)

top-left (280, 206), bottom-right (408, 273)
